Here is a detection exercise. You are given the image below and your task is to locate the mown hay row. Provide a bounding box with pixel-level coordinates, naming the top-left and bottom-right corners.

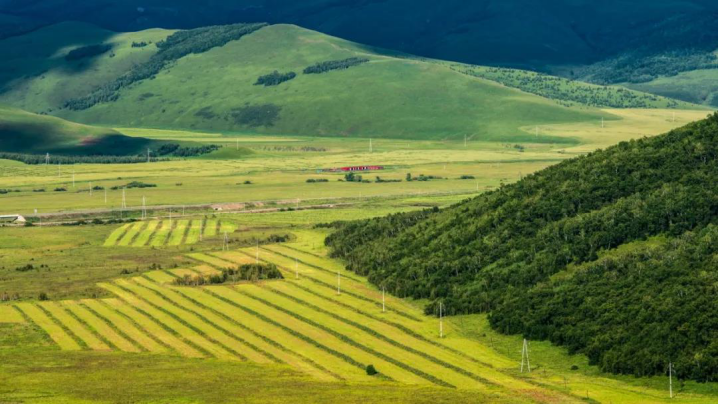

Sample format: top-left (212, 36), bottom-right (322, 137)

top-left (62, 300), bottom-right (140, 352)
top-left (39, 302), bottom-right (110, 351)
top-left (167, 220), bottom-right (190, 246)
top-left (117, 221), bottom-right (148, 246)
top-left (100, 296), bottom-right (204, 358)
top-left (82, 299), bottom-right (168, 353)
top-left (15, 303), bottom-right (81, 350)
top-left (131, 277), bottom-right (274, 364)
top-left (112, 279), bottom-right (239, 361)
top-left (104, 223), bottom-right (132, 247)
top-left (132, 220), bottom-right (161, 247)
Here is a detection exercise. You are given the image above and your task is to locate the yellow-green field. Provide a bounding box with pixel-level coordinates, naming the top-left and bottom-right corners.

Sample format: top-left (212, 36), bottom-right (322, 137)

top-left (0, 108), bottom-right (707, 218)
top-left (3, 230), bottom-right (717, 403)
top-left (102, 219), bottom-right (237, 247)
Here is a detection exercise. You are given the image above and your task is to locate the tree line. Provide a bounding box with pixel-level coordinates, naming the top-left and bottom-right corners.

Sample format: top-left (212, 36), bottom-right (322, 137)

top-left (325, 113), bottom-right (718, 381)
top-left (65, 23), bottom-right (267, 110)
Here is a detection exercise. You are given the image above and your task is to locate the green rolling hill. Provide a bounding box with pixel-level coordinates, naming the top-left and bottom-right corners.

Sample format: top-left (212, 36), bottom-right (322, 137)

top-left (0, 104), bottom-right (152, 155)
top-left (326, 113), bottom-right (718, 382)
top-left (0, 22), bottom-right (692, 142)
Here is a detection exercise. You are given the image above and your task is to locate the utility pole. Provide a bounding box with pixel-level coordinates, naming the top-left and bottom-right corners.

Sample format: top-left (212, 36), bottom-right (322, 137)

top-left (142, 196), bottom-right (146, 219)
top-left (337, 270), bottom-right (341, 295)
top-left (224, 232), bottom-right (229, 251)
top-left (45, 153), bottom-right (50, 165)
top-left (672, 112), bottom-right (676, 123)
top-left (199, 219), bottom-right (203, 242)
top-left (521, 339), bottom-right (531, 373)
top-left (147, 148), bottom-right (150, 163)
top-left (104, 188), bottom-right (107, 204)
top-left (601, 117), bottom-right (605, 128)
top-left (121, 188), bottom-right (126, 209)
top-left (464, 134), bottom-right (467, 147)
top-left (439, 302), bottom-right (444, 338)
top-left (669, 362), bottom-right (674, 399)
top-left (89, 182), bottom-right (93, 196)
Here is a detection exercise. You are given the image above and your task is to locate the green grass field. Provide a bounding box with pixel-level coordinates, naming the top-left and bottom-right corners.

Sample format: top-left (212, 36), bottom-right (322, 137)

top-left (0, 104), bottom-right (153, 155)
top-left (3, 229), bottom-right (717, 403)
top-left (0, 23), bottom-right (609, 141)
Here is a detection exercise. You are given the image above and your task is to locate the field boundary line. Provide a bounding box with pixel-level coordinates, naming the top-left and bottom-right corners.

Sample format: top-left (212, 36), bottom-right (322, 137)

top-left (202, 287), bottom-right (379, 378)
top-left (62, 300), bottom-right (140, 352)
top-left (229, 249), bottom-right (422, 322)
top-left (118, 279), bottom-right (248, 361)
top-left (238, 287), bottom-right (454, 388)
top-left (264, 284), bottom-right (495, 386)
top-left (78, 300), bottom-right (149, 353)
top-left (174, 287), bottom-right (344, 381)
top-left (100, 282), bottom-right (215, 358)
top-left (132, 277), bottom-right (274, 364)
top-left (98, 296), bottom-right (204, 358)
top-left (35, 303), bottom-right (90, 350)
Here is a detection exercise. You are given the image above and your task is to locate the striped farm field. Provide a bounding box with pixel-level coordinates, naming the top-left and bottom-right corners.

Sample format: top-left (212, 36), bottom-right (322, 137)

top-left (132, 220), bottom-right (161, 246)
top-left (0, 305), bottom-right (24, 323)
top-left (117, 221), bottom-right (147, 246)
top-left (103, 223), bottom-right (131, 247)
top-left (103, 219), bottom-right (237, 247)
top-left (12, 231), bottom-right (718, 404)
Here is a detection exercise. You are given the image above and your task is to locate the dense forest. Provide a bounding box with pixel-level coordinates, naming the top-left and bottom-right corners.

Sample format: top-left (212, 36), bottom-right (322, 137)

top-left (457, 66), bottom-right (680, 109)
top-left (65, 23), bottom-right (267, 110)
top-left (326, 113), bottom-right (718, 381)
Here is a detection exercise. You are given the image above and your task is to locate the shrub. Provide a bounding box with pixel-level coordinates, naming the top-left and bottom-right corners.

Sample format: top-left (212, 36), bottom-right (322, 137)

top-left (255, 71), bottom-right (296, 86)
top-left (65, 44), bottom-right (112, 61)
top-left (304, 57), bottom-right (369, 74)
top-left (366, 364), bottom-right (378, 375)
top-left (38, 292), bottom-right (49, 301)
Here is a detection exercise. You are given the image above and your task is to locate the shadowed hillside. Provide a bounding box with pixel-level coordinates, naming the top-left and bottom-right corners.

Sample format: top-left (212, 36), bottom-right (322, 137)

top-left (326, 113), bottom-right (718, 381)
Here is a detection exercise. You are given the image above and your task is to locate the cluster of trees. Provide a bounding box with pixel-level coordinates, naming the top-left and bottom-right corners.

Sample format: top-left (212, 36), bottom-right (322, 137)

top-left (575, 49), bottom-right (718, 85)
top-left (303, 57), bottom-right (369, 74)
top-left (342, 172), bottom-right (369, 183)
top-left (173, 263), bottom-right (283, 286)
top-left (65, 44), bottom-right (112, 61)
top-left (131, 41), bottom-right (149, 48)
top-left (456, 66), bottom-right (678, 108)
top-left (255, 71), bottom-right (296, 86)
top-left (156, 143), bottom-right (220, 157)
top-left (255, 146), bottom-right (326, 152)
top-left (325, 113), bottom-right (718, 381)
top-left (306, 178), bottom-right (329, 183)
top-left (110, 181), bottom-right (156, 190)
top-left (406, 173), bottom-right (443, 181)
top-left (0, 152), bottom-right (168, 165)
top-left (375, 176), bottom-right (401, 183)
top-left (65, 23), bottom-right (267, 110)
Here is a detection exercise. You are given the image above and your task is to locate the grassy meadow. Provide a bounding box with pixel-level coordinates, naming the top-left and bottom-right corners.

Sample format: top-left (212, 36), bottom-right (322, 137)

top-left (2, 225), bottom-right (717, 403)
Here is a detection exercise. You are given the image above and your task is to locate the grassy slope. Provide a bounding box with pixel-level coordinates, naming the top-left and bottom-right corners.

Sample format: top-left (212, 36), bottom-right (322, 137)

top-left (0, 22), bottom-right (605, 141)
top-left (0, 22), bottom-right (173, 113)
top-left (624, 69), bottom-right (718, 108)
top-left (0, 104), bottom-right (153, 155)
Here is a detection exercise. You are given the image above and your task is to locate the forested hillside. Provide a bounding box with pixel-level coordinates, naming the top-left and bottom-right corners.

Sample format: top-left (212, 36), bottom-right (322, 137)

top-left (326, 113), bottom-right (718, 382)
